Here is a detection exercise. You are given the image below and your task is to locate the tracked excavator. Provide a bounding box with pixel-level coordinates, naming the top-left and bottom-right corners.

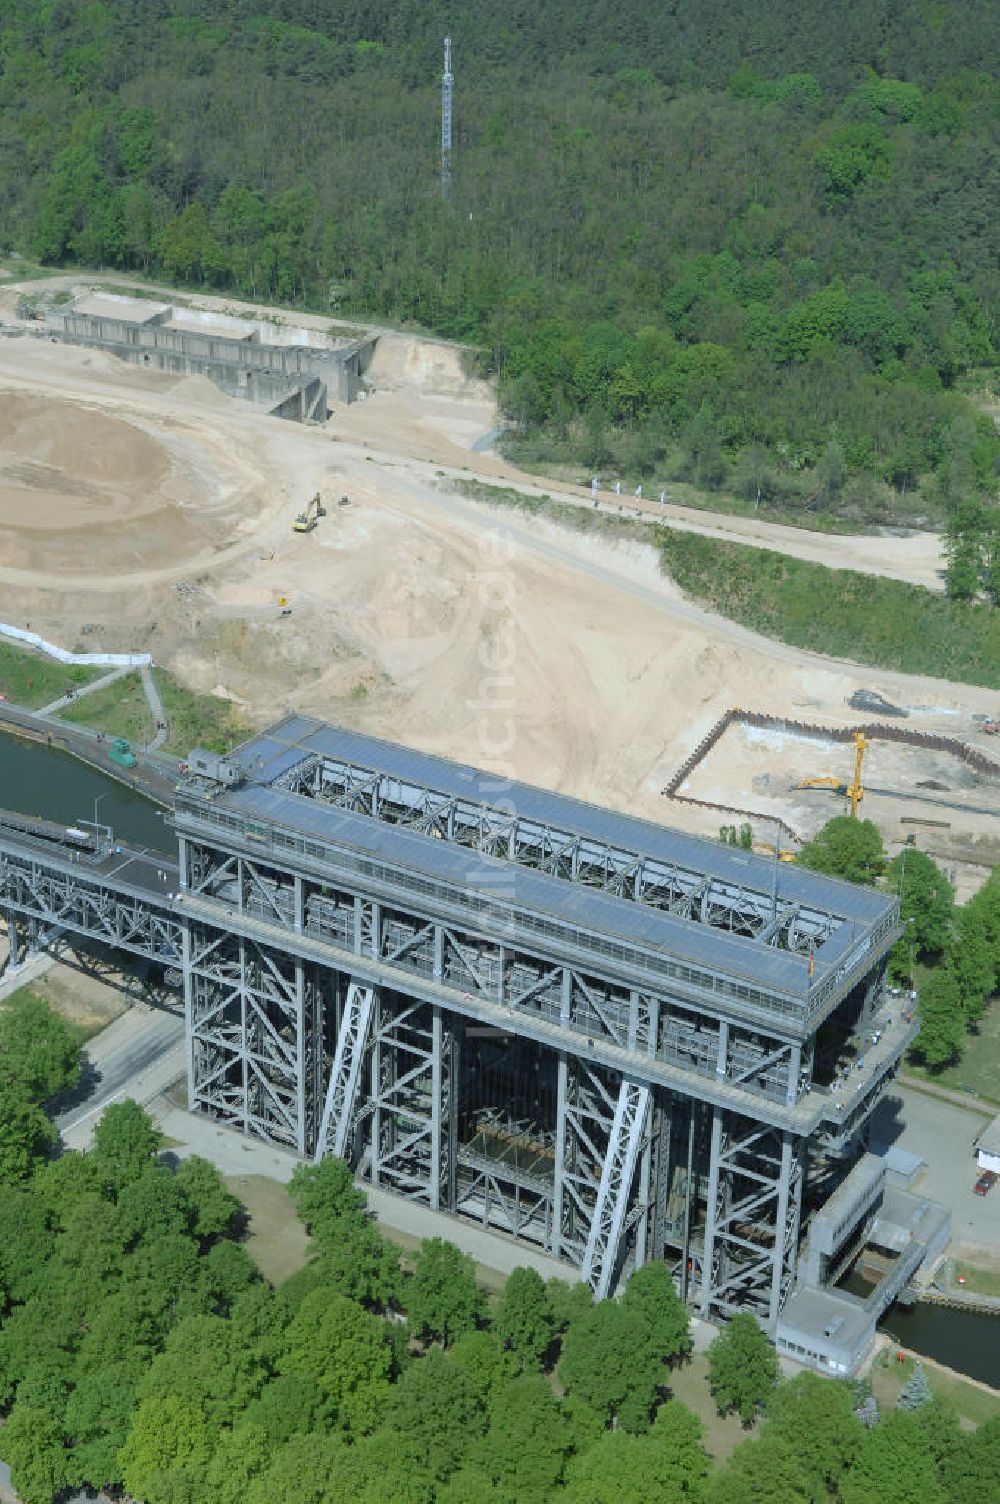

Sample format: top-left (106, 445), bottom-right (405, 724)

top-left (753, 842), bottom-right (797, 863)
top-left (293, 492), bottom-right (327, 533)
top-left (797, 732), bottom-right (868, 817)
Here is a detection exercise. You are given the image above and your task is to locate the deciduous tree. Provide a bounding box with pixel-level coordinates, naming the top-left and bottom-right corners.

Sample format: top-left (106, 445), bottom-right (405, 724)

top-left (559, 1298), bottom-right (667, 1432)
top-left (278, 1286), bottom-right (392, 1432)
top-left (494, 1265), bottom-right (559, 1368)
top-left (798, 817), bottom-right (885, 885)
top-left (405, 1237), bottom-right (486, 1347)
top-left (706, 1313), bottom-right (779, 1424)
top-left (91, 1099), bottom-right (161, 1193)
top-left (0, 991), bottom-right (80, 1102)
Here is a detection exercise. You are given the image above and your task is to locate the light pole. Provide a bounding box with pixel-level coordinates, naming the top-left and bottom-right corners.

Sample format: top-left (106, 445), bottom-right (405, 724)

top-left (93, 792), bottom-right (108, 853)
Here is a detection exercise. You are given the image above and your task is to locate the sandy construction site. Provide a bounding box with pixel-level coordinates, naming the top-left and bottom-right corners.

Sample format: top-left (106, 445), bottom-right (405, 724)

top-left (0, 278), bottom-right (996, 871)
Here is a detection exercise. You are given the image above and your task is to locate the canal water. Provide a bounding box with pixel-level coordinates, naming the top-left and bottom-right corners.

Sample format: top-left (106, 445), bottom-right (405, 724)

top-left (883, 1298), bottom-right (1000, 1388)
top-left (841, 1273), bottom-right (1000, 1388)
top-left (0, 730), bottom-right (171, 853)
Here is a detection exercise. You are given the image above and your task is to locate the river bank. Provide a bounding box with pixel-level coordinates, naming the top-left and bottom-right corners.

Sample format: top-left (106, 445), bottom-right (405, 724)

top-left (0, 699), bottom-right (178, 807)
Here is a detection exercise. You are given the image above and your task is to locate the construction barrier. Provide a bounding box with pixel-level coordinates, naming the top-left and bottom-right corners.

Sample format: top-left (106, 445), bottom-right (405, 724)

top-left (662, 707), bottom-right (1000, 841)
top-left (0, 622), bottom-right (151, 669)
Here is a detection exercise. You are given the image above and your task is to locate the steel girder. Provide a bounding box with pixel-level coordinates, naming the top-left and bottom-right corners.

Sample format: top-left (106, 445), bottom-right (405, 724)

top-left (454, 1154), bottom-right (553, 1246)
top-left (314, 980), bottom-right (375, 1162)
top-left (187, 919), bottom-right (306, 1149)
top-left (580, 1078), bottom-right (653, 1298)
top-left (363, 995), bottom-right (456, 1210)
top-left (180, 836), bottom-right (806, 1119)
top-left (0, 852), bottom-right (180, 964)
top-left (269, 753), bottom-right (841, 951)
top-left (699, 1110), bottom-right (804, 1326)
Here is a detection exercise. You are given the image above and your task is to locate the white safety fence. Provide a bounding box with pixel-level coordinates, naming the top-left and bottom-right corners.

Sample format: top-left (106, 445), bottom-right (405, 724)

top-left (0, 622), bottom-right (151, 669)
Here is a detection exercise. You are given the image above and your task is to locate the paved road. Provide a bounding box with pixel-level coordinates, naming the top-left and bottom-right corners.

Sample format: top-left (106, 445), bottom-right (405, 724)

top-left (57, 1002), bottom-right (184, 1149)
top-left (870, 1085), bottom-right (1000, 1254)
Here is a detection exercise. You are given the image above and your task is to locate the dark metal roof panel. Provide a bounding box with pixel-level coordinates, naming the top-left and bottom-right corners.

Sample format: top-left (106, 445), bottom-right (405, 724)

top-left (210, 780), bottom-right (854, 1000)
top-left (232, 715), bottom-right (892, 924)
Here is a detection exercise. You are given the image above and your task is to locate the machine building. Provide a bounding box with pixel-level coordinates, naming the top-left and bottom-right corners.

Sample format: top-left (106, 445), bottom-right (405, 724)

top-left (0, 715), bottom-right (947, 1371)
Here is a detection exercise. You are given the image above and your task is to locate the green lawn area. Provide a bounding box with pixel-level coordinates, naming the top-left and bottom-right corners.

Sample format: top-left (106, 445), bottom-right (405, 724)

top-left (905, 999), bottom-right (1000, 1107)
top-left (60, 670), bottom-right (153, 744)
top-left (54, 665), bottom-right (253, 758)
top-left (224, 1174), bottom-right (310, 1287)
top-left (869, 1350), bottom-right (1000, 1428)
top-left (952, 1261), bottom-right (1000, 1299)
top-left (667, 1351), bottom-right (758, 1463)
top-left (0, 639), bottom-right (101, 709)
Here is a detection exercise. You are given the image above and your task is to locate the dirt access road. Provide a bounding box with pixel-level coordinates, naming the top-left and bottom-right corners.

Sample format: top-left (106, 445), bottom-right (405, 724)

top-left (6, 271), bottom-right (946, 592)
top-left (0, 277), bottom-right (989, 848)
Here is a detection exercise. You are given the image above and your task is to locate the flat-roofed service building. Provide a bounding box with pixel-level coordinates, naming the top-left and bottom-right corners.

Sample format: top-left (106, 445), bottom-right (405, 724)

top-left (976, 1114), bottom-right (1000, 1175)
top-left (174, 714), bottom-right (906, 1323)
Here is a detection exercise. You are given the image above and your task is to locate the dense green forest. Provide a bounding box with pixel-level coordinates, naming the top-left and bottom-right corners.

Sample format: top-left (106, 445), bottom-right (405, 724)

top-left (0, 1), bottom-right (998, 542)
top-left (2, 988), bottom-right (999, 1504)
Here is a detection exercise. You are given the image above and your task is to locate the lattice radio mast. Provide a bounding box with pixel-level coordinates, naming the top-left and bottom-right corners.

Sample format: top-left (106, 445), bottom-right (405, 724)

top-left (441, 36), bottom-right (453, 198)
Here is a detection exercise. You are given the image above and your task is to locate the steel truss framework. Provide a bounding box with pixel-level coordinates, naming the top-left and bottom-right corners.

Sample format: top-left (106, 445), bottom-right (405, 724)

top-left (0, 849), bottom-right (181, 965)
top-left (273, 753), bottom-right (841, 952)
top-left (0, 805), bottom-right (895, 1323)
top-left (175, 834), bottom-right (822, 1312)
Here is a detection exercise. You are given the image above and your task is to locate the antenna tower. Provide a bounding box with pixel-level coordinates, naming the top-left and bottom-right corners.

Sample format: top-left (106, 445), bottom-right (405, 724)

top-left (441, 36), bottom-right (453, 198)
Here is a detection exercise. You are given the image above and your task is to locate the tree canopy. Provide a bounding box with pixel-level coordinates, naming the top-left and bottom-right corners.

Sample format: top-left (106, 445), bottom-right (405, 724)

top-left (0, 0), bottom-right (995, 529)
top-left (706, 1313), bottom-right (780, 1425)
top-left (797, 816), bottom-right (886, 885)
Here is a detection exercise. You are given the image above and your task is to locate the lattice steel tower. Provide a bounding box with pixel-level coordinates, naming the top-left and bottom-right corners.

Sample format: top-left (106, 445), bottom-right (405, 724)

top-left (441, 36), bottom-right (453, 198)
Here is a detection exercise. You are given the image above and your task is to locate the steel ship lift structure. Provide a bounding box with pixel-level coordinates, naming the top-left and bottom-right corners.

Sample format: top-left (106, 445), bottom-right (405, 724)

top-left (0, 715), bottom-right (906, 1325)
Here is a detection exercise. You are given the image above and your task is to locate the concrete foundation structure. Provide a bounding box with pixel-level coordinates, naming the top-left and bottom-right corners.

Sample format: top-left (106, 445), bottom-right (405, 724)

top-left (44, 294), bottom-right (376, 421)
top-left (0, 716), bottom-right (946, 1371)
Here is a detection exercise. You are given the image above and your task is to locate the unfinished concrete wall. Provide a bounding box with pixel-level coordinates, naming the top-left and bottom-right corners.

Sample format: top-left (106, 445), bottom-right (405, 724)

top-left (47, 297), bottom-right (369, 417)
top-left (259, 374), bottom-right (328, 423)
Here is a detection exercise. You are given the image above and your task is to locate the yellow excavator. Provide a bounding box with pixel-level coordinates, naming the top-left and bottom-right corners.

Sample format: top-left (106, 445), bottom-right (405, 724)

top-left (797, 732), bottom-right (868, 818)
top-left (753, 842), bottom-right (797, 863)
top-left (292, 492), bottom-right (326, 533)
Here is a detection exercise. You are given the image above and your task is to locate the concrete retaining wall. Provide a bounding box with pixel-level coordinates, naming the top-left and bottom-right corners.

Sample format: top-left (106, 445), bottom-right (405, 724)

top-left (45, 300), bottom-right (379, 416)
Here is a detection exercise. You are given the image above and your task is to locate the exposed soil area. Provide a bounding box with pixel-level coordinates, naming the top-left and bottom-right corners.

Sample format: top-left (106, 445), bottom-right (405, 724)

top-left (0, 278), bottom-right (995, 874)
top-left (683, 722), bottom-right (1000, 867)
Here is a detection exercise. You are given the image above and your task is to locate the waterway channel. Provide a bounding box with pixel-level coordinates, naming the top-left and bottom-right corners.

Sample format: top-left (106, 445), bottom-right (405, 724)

top-left (883, 1298), bottom-right (1000, 1387)
top-left (840, 1269), bottom-right (1000, 1387)
top-left (0, 729), bottom-right (171, 853)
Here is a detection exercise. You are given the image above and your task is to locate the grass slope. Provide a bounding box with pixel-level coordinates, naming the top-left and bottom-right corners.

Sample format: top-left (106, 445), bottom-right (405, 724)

top-left (0, 640), bottom-right (101, 709)
top-left (57, 666), bottom-right (252, 758)
top-left (657, 529), bottom-right (1000, 689)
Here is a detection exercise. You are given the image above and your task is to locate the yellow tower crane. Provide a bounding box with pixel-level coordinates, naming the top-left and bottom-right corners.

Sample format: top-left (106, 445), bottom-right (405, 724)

top-left (797, 731), bottom-right (868, 818)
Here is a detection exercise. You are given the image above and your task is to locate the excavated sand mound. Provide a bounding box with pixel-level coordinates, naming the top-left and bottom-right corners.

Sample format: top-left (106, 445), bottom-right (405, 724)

top-left (0, 392), bottom-right (242, 575)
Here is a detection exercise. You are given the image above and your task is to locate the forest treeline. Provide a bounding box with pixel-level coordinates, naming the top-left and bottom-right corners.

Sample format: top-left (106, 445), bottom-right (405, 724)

top-left (1, 987), bottom-right (999, 1504)
top-left (0, 1), bottom-right (998, 545)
